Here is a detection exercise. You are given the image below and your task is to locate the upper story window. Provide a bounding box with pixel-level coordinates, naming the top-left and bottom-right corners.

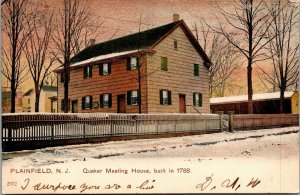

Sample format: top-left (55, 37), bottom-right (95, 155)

top-left (99, 63), bottom-right (111, 76)
top-left (82, 96), bottom-right (92, 110)
top-left (83, 66), bottom-right (93, 79)
top-left (127, 90), bottom-right (139, 105)
top-left (161, 57), bottom-right (168, 71)
top-left (193, 93), bottom-right (202, 107)
top-left (100, 93), bottom-right (112, 108)
top-left (127, 57), bottom-right (139, 70)
top-left (194, 64), bottom-right (199, 76)
top-left (160, 90), bottom-right (172, 105)
top-left (174, 39), bottom-right (178, 50)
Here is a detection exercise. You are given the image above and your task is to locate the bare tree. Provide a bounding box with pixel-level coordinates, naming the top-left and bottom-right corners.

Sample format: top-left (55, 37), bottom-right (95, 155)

top-left (192, 22), bottom-right (241, 97)
top-left (51, 0), bottom-right (100, 113)
top-left (206, 0), bottom-right (277, 113)
top-left (2, 0), bottom-right (30, 113)
top-left (258, 0), bottom-right (299, 113)
top-left (23, 4), bottom-right (55, 112)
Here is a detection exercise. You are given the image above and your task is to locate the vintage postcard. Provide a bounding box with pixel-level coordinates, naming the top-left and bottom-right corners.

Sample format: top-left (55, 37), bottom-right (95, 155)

top-left (1, 0), bottom-right (299, 194)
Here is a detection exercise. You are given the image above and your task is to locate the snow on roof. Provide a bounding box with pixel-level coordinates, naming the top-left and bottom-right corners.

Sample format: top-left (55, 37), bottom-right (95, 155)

top-left (56, 50), bottom-right (140, 71)
top-left (210, 91), bottom-right (296, 104)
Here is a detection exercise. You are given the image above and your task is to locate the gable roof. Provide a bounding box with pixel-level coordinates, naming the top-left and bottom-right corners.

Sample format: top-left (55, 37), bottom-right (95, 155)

top-left (69, 20), bottom-right (211, 68)
top-left (210, 91), bottom-right (296, 104)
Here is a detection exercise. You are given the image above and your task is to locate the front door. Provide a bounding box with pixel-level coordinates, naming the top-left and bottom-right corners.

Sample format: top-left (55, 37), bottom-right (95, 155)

top-left (71, 100), bottom-right (78, 113)
top-left (179, 94), bottom-right (186, 113)
top-left (117, 94), bottom-right (126, 113)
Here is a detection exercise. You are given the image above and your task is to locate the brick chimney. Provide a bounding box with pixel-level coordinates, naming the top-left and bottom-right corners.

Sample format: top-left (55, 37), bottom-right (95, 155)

top-left (173, 14), bottom-right (179, 22)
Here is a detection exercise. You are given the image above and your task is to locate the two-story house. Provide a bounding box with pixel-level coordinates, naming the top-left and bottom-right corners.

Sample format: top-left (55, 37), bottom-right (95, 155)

top-left (55, 17), bottom-right (211, 114)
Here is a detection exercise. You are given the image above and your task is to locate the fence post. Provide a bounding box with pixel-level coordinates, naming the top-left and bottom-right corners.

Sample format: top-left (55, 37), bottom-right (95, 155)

top-left (51, 123), bottom-right (54, 139)
top-left (83, 122), bottom-right (86, 137)
top-left (228, 111), bottom-right (235, 132)
top-left (215, 111), bottom-right (224, 132)
top-left (8, 125), bottom-right (12, 142)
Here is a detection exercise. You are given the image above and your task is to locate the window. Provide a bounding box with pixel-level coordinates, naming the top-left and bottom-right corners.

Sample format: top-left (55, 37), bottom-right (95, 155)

top-left (100, 93), bottom-right (112, 108)
top-left (28, 98), bottom-right (30, 105)
top-left (82, 96), bottom-right (92, 110)
top-left (161, 57), bottom-right (168, 71)
top-left (99, 63), bottom-right (111, 75)
top-left (127, 90), bottom-right (139, 105)
top-left (127, 57), bottom-right (138, 70)
top-left (194, 64), bottom-right (199, 76)
top-left (61, 99), bottom-right (70, 111)
top-left (174, 39), bottom-right (178, 50)
top-left (193, 93), bottom-right (202, 107)
top-left (160, 90), bottom-right (172, 105)
top-left (83, 66), bottom-right (93, 78)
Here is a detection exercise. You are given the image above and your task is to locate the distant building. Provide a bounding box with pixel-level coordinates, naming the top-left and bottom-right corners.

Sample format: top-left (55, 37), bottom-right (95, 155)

top-left (55, 17), bottom-right (211, 113)
top-left (22, 86), bottom-right (57, 113)
top-left (2, 90), bottom-right (23, 113)
top-left (210, 91), bottom-right (299, 114)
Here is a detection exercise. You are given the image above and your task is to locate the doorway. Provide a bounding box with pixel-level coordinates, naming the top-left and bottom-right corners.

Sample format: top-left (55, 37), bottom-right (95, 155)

top-left (71, 100), bottom-right (78, 113)
top-left (179, 94), bottom-right (186, 113)
top-left (117, 94), bottom-right (126, 113)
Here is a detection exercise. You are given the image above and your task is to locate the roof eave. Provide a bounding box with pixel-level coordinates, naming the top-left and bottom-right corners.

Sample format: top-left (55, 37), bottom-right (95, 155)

top-left (55, 49), bottom-right (155, 72)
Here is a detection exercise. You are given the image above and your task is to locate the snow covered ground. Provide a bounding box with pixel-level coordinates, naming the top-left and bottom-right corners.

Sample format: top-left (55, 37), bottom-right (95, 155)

top-left (2, 126), bottom-right (299, 193)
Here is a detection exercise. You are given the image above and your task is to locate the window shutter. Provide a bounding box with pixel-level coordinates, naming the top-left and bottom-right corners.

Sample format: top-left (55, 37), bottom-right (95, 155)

top-left (126, 58), bottom-right (131, 70)
top-left (99, 64), bottom-right (103, 75)
top-left (89, 96), bottom-right (93, 109)
top-left (108, 63), bottom-right (112, 74)
top-left (161, 57), bottom-right (168, 71)
top-left (82, 97), bottom-right (85, 110)
top-left (193, 93), bottom-right (196, 106)
top-left (194, 64), bottom-right (199, 76)
top-left (100, 94), bottom-right (104, 108)
top-left (199, 93), bottom-right (203, 107)
top-left (83, 67), bottom-right (87, 78)
top-left (127, 90), bottom-right (131, 105)
top-left (89, 66), bottom-right (93, 77)
top-left (168, 90), bottom-right (172, 105)
top-left (108, 94), bottom-right (112, 108)
top-left (137, 90), bottom-right (141, 105)
top-left (159, 90), bottom-right (163, 105)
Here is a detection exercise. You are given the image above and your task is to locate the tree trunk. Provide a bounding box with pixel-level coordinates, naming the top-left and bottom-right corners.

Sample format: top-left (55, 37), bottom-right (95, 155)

top-left (63, 67), bottom-right (69, 113)
top-left (34, 85), bottom-right (40, 112)
top-left (10, 84), bottom-right (16, 113)
top-left (279, 90), bottom-right (285, 113)
top-left (247, 58), bottom-right (253, 114)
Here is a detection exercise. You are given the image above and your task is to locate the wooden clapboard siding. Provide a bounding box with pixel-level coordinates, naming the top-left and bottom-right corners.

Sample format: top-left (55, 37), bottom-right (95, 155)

top-left (57, 55), bottom-right (148, 113)
top-left (146, 26), bottom-right (210, 113)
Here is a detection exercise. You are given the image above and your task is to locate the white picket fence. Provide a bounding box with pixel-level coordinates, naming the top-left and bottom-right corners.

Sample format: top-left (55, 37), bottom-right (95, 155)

top-left (2, 113), bottom-right (223, 141)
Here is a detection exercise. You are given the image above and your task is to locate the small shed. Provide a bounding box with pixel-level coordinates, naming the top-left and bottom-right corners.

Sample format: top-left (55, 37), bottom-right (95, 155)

top-left (210, 91), bottom-right (299, 114)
